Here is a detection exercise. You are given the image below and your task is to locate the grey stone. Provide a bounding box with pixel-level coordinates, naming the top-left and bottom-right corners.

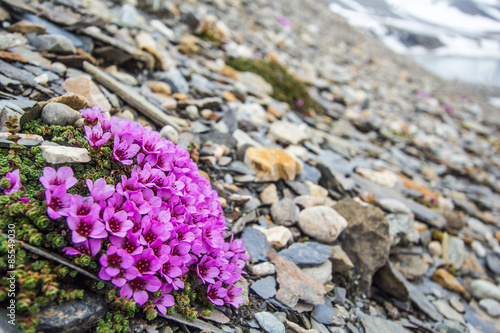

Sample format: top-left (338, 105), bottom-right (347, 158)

top-left (479, 299), bottom-right (500, 318)
top-left (41, 142), bottom-right (91, 164)
top-left (333, 287), bottom-right (346, 305)
top-left (335, 198), bottom-right (391, 294)
top-left (442, 235), bottom-right (466, 270)
top-left (301, 260), bottom-right (332, 284)
top-left (312, 302), bottom-right (336, 325)
top-left (250, 276), bottom-right (277, 300)
top-left (36, 292), bottom-right (107, 333)
top-left (154, 67), bottom-right (189, 94)
top-left (254, 312), bottom-right (285, 333)
top-left (359, 313), bottom-right (412, 333)
top-left (471, 280), bottom-right (500, 302)
top-left (270, 199), bottom-right (299, 226)
top-left (242, 227), bottom-right (270, 263)
top-left (31, 34), bottom-right (76, 54)
top-left (486, 253), bottom-right (500, 275)
top-left (432, 300), bottom-right (464, 323)
top-left (42, 102), bottom-right (82, 126)
top-left (0, 132), bottom-right (43, 148)
top-left (278, 242), bottom-right (331, 266)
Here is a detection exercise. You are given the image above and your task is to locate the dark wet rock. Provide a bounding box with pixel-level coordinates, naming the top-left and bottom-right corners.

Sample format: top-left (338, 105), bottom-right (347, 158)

top-left (270, 199), bottom-right (299, 226)
top-left (269, 252), bottom-right (326, 308)
top-left (36, 292), bottom-right (107, 333)
top-left (242, 227), bottom-right (270, 263)
top-left (334, 198), bottom-right (390, 294)
top-left (250, 276), bottom-right (277, 300)
top-left (278, 242), bottom-right (331, 267)
top-left (373, 262), bottom-right (409, 302)
top-left (41, 102), bottom-right (81, 126)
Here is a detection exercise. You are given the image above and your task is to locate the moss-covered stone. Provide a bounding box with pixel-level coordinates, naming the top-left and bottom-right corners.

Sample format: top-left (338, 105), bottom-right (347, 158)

top-left (226, 57), bottom-right (322, 115)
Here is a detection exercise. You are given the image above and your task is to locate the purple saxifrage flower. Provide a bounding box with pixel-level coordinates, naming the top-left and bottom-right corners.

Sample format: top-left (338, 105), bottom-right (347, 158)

top-left (40, 166), bottom-right (77, 191)
top-left (98, 245), bottom-right (135, 278)
top-left (85, 124), bottom-right (112, 147)
top-left (120, 275), bottom-right (162, 305)
top-left (2, 169), bottom-right (22, 194)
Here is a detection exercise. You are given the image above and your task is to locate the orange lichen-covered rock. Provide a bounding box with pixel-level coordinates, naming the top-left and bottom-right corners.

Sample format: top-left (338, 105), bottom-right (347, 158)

top-left (244, 147), bottom-right (302, 181)
top-left (431, 268), bottom-right (467, 297)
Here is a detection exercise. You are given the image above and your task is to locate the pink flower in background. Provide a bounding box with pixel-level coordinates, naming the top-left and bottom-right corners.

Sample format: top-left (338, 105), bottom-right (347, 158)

top-left (276, 15), bottom-right (291, 27)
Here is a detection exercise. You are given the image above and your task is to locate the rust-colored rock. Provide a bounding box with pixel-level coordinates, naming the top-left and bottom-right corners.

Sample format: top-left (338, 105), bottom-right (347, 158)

top-left (221, 65), bottom-right (238, 79)
top-left (269, 252), bottom-right (325, 308)
top-left (8, 20), bottom-right (46, 34)
top-left (431, 268), bottom-right (467, 297)
top-left (398, 174), bottom-right (437, 203)
top-left (244, 147), bottom-right (302, 181)
top-left (62, 76), bottom-right (111, 112)
top-left (0, 51), bottom-right (27, 63)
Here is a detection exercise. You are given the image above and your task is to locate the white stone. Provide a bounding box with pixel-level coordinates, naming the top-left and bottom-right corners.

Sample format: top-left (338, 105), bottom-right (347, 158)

top-left (428, 241), bottom-right (442, 257)
top-left (356, 168), bottom-right (400, 188)
top-left (378, 198), bottom-right (413, 215)
top-left (159, 125), bottom-right (178, 144)
top-left (255, 226), bottom-right (293, 249)
top-left (269, 121), bottom-right (308, 145)
top-left (472, 241), bottom-right (486, 258)
top-left (232, 129), bottom-right (262, 148)
top-left (471, 280), bottom-right (500, 302)
top-left (298, 206), bottom-right (348, 243)
top-left (251, 262), bottom-right (276, 276)
top-left (41, 142), bottom-right (90, 164)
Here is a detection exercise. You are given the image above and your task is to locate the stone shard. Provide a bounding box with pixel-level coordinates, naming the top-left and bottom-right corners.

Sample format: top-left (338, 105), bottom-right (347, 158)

top-left (373, 262), bottom-right (410, 302)
top-left (334, 198), bottom-right (390, 294)
top-left (269, 252), bottom-right (326, 308)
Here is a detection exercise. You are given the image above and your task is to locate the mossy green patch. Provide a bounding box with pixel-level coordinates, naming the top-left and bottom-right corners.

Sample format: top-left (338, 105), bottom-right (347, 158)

top-left (226, 57), bottom-right (323, 114)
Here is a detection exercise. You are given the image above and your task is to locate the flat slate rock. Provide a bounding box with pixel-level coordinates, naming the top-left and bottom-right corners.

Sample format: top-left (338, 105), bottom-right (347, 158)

top-left (36, 292), bottom-right (107, 333)
top-left (242, 227), bottom-right (270, 263)
top-left (359, 313), bottom-right (412, 333)
top-left (250, 276), bottom-right (277, 300)
top-left (278, 242), bottom-right (331, 266)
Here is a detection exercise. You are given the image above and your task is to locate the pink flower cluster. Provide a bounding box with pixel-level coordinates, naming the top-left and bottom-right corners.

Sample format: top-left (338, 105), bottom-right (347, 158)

top-left (42, 106), bottom-right (248, 313)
